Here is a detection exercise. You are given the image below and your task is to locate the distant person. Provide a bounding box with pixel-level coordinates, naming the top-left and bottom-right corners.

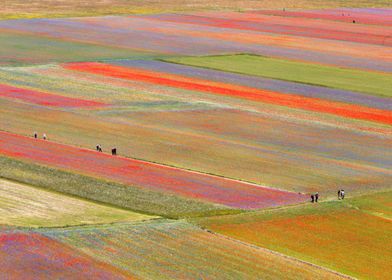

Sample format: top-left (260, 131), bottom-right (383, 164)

top-left (315, 192), bottom-right (319, 203)
top-left (341, 190), bottom-right (345, 200)
top-left (310, 194), bottom-right (315, 203)
top-left (96, 144), bottom-right (100, 152)
top-left (338, 190), bottom-right (341, 200)
top-left (43, 133), bottom-right (47, 140)
top-left (33, 132), bottom-right (38, 139)
top-left (97, 144), bottom-right (102, 152)
top-left (111, 147), bottom-right (117, 156)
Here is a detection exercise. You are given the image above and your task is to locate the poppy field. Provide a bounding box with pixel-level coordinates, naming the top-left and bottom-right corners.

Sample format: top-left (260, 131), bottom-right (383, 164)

top-left (196, 192), bottom-right (392, 279)
top-left (0, 3), bottom-right (391, 279)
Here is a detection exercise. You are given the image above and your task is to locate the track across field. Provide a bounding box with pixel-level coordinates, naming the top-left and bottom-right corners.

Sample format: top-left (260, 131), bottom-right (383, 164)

top-left (0, 131), bottom-right (307, 209)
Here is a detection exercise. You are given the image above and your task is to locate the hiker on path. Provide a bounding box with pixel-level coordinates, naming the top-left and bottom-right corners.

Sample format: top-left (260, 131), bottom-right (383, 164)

top-left (111, 147), bottom-right (117, 155)
top-left (43, 133), bottom-right (47, 140)
top-left (340, 190), bottom-right (345, 200)
top-left (315, 192), bottom-right (319, 203)
top-left (97, 144), bottom-right (102, 152)
top-left (338, 190), bottom-right (341, 200)
top-left (310, 194), bottom-right (315, 203)
top-left (33, 132), bottom-right (38, 139)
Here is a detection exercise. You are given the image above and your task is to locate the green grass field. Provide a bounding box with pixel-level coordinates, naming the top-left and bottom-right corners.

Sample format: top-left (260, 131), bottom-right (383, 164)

top-left (196, 192), bottom-right (392, 279)
top-left (0, 156), bottom-right (237, 219)
top-left (165, 54), bottom-right (392, 98)
top-left (0, 179), bottom-right (154, 227)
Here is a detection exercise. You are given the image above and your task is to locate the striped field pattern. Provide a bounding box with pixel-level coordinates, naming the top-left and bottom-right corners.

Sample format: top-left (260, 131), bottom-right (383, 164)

top-left (39, 219), bottom-right (349, 280)
top-left (0, 6), bottom-right (391, 279)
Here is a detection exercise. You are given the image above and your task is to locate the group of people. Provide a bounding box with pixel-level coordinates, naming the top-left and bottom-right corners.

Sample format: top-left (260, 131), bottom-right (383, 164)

top-left (310, 192), bottom-right (319, 203)
top-left (34, 132), bottom-right (47, 140)
top-left (33, 132), bottom-right (117, 156)
top-left (96, 144), bottom-right (117, 155)
top-left (310, 189), bottom-right (347, 203)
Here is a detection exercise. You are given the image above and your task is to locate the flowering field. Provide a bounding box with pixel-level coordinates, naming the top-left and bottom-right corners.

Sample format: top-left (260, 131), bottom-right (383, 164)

top-left (1, 0), bottom-right (390, 20)
top-left (0, 5), bottom-right (390, 279)
top-left (165, 54), bottom-right (392, 98)
top-left (38, 219), bottom-right (347, 280)
top-left (0, 131), bottom-right (307, 209)
top-left (0, 155), bottom-right (231, 218)
top-left (0, 232), bottom-right (132, 279)
top-left (197, 192), bottom-right (392, 279)
top-left (65, 62), bottom-right (392, 124)
top-left (0, 83), bottom-right (107, 108)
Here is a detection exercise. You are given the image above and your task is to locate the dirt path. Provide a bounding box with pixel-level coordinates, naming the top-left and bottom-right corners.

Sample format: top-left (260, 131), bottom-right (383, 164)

top-left (0, 130), bottom-right (307, 209)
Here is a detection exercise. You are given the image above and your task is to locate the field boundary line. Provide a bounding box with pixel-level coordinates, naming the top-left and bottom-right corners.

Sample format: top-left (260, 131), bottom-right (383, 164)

top-left (205, 228), bottom-right (356, 280)
top-left (34, 218), bottom-right (174, 233)
top-left (0, 130), bottom-right (303, 196)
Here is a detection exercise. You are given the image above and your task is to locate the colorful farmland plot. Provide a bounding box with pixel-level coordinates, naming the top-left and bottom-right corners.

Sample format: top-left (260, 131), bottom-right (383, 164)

top-left (64, 61), bottom-right (392, 125)
top-left (165, 54), bottom-right (392, 98)
top-left (0, 155), bottom-right (233, 219)
top-left (1, 76), bottom-right (390, 196)
top-left (0, 83), bottom-right (107, 108)
top-left (0, 131), bottom-right (308, 209)
top-left (0, 31), bottom-right (158, 66)
top-left (39, 219), bottom-right (348, 280)
top-left (0, 232), bottom-right (131, 279)
top-left (197, 193), bottom-right (392, 279)
top-left (0, 179), bottom-right (155, 227)
top-left (2, 0), bottom-right (391, 20)
top-left (0, 3), bottom-right (391, 279)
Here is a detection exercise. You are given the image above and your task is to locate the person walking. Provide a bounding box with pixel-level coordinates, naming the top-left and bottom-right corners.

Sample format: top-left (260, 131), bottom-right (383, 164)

top-left (310, 194), bottom-right (315, 203)
top-left (338, 190), bottom-right (341, 200)
top-left (33, 132), bottom-right (38, 139)
top-left (43, 133), bottom-right (47, 140)
top-left (340, 190), bottom-right (345, 200)
top-left (315, 192), bottom-right (319, 203)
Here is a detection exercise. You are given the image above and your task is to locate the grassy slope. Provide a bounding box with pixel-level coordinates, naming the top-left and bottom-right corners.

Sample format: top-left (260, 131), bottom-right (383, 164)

top-left (165, 54), bottom-right (392, 98)
top-left (0, 179), bottom-right (155, 227)
top-left (1, 0), bottom-right (391, 20)
top-left (196, 192), bottom-right (392, 279)
top-left (39, 219), bottom-right (346, 280)
top-left (0, 32), bottom-right (156, 66)
top-left (0, 156), bottom-right (236, 219)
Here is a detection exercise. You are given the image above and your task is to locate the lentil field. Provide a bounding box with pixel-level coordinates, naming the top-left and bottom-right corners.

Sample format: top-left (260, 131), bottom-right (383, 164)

top-left (0, 3), bottom-right (390, 279)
